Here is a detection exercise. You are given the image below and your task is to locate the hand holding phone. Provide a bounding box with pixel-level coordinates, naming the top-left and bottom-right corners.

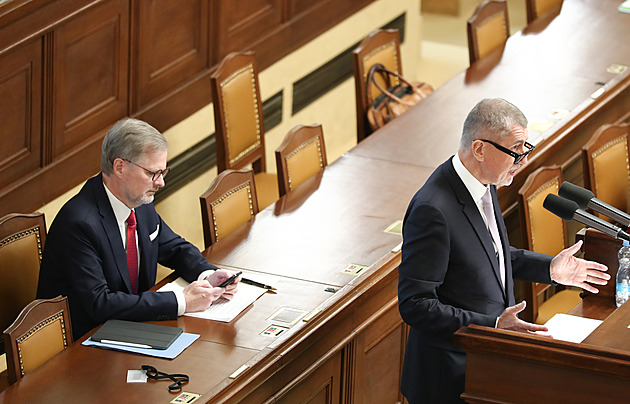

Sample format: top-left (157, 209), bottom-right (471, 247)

top-left (218, 271), bottom-right (242, 288)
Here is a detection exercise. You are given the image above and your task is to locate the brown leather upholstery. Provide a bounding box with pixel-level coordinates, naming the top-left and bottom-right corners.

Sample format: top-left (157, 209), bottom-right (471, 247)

top-left (199, 169), bottom-right (259, 249)
top-left (352, 29), bottom-right (402, 143)
top-left (467, 0), bottom-right (510, 65)
top-left (210, 51), bottom-right (278, 210)
top-left (3, 296), bottom-right (72, 384)
top-left (275, 124), bottom-right (328, 197)
top-left (518, 166), bottom-right (581, 324)
top-left (0, 212), bottom-right (46, 355)
top-left (583, 123), bottom-right (630, 217)
top-left (526, 0), bottom-right (563, 24)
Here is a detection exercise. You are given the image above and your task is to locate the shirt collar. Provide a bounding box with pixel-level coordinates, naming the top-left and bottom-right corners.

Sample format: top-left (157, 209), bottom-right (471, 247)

top-left (103, 180), bottom-right (133, 225)
top-left (452, 153), bottom-right (489, 204)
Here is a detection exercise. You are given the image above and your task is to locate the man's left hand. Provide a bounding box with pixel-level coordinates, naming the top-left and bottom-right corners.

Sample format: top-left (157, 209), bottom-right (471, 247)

top-left (550, 240), bottom-right (610, 293)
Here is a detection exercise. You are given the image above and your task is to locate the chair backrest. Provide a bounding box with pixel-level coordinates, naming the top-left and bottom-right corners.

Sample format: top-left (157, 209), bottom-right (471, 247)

top-left (526, 0), bottom-right (563, 24)
top-left (3, 296), bottom-right (72, 384)
top-left (352, 29), bottom-right (402, 143)
top-left (467, 0), bottom-right (510, 65)
top-left (199, 169), bottom-right (259, 248)
top-left (582, 123), bottom-right (630, 215)
top-left (211, 51), bottom-right (267, 174)
top-left (275, 124), bottom-right (328, 197)
top-left (518, 165), bottom-right (567, 256)
top-left (518, 165), bottom-right (567, 323)
top-left (0, 212), bottom-right (46, 354)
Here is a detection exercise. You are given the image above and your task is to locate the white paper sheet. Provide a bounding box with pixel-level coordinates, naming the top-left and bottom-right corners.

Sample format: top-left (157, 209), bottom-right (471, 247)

top-left (158, 277), bottom-right (267, 322)
top-left (536, 313), bottom-right (603, 343)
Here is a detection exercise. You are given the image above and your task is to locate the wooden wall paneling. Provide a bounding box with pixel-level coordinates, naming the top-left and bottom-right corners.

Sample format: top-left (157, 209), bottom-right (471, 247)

top-left (0, 39), bottom-right (42, 192)
top-left (352, 301), bottom-right (407, 404)
top-left (131, 0), bottom-right (213, 113)
top-left (286, 0), bottom-right (368, 20)
top-left (215, 0), bottom-right (283, 59)
top-left (51, 0), bottom-right (129, 162)
top-left (274, 349), bottom-right (342, 404)
top-left (0, 0), bottom-right (378, 217)
top-left (251, 0), bottom-right (373, 69)
top-left (0, 0), bottom-right (96, 56)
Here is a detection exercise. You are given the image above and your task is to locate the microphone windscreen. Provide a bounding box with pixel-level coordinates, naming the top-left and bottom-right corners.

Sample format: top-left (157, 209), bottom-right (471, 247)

top-left (543, 193), bottom-right (579, 221)
top-left (558, 182), bottom-right (595, 210)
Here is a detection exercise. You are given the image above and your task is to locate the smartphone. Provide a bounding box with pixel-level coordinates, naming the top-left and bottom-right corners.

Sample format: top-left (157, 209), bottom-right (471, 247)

top-left (218, 271), bottom-right (242, 288)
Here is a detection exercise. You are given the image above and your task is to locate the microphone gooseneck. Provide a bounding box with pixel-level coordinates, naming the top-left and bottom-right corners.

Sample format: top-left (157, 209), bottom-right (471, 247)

top-left (543, 193), bottom-right (630, 242)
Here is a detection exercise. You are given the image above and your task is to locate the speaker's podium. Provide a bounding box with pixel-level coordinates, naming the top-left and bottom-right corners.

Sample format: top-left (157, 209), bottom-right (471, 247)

top-left (454, 229), bottom-right (630, 403)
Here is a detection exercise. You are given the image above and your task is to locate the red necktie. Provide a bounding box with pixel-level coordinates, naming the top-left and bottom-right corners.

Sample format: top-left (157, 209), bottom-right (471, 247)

top-left (126, 211), bottom-right (138, 294)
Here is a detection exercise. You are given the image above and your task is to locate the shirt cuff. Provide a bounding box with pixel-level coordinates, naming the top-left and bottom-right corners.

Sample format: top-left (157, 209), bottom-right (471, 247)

top-left (175, 289), bottom-right (186, 316)
top-left (495, 317), bottom-right (500, 328)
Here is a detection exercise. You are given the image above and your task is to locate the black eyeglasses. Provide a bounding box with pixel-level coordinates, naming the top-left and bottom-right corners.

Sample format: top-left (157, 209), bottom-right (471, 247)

top-left (142, 365), bottom-right (189, 392)
top-left (123, 159), bottom-right (170, 181)
top-left (479, 139), bottom-right (535, 164)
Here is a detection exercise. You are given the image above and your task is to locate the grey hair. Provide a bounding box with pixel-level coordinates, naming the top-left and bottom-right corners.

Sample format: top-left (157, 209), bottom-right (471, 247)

top-left (101, 118), bottom-right (168, 175)
top-left (459, 98), bottom-right (528, 150)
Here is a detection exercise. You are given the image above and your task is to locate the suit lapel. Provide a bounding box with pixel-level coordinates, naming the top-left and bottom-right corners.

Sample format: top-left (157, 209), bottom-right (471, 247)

top-left (444, 160), bottom-right (507, 298)
top-left (92, 174), bottom-right (134, 293)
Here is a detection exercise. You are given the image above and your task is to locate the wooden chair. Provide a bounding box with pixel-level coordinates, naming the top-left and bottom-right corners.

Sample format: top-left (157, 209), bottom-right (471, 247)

top-left (199, 169), bottom-right (259, 249)
top-left (526, 0), bottom-right (563, 24)
top-left (352, 29), bottom-right (402, 143)
top-left (210, 51), bottom-right (278, 210)
top-left (275, 124), bottom-right (328, 197)
top-left (0, 212), bottom-right (46, 355)
top-left (467, 0), bottom-right (510, 65)
top-left (518, 166), bottom-right (581, 324)
top-left (3, 296), bottom-right (73, 384)
top-left (582, 123), bottom-right (630, 217)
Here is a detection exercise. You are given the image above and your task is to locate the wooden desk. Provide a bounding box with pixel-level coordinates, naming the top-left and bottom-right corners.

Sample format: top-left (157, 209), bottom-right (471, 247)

top-left (353, 0), bottom-right (630, 216)
top-left (2, 1), bottom-right (629, 402)
top-left (455, 229), bottom-right (630, 403)
top-left (205, 155), bottom-right (434, 285)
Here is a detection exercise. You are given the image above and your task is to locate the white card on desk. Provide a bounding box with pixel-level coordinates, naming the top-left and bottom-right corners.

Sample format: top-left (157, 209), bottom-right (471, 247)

top-left (535, 313), bottom-right (602, 343)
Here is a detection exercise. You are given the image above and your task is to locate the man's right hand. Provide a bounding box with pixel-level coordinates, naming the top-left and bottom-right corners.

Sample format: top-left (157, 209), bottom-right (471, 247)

top-left (182, 279), bottom-right (224, 313)
top-left (497, 300), bottom-right (548, 333)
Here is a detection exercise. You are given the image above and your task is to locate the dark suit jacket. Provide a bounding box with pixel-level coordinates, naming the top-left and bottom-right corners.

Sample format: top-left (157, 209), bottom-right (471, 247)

top-left (37, 174), bottom-right (217, 338)
top-left (398, 157), bottom-right (552, 403)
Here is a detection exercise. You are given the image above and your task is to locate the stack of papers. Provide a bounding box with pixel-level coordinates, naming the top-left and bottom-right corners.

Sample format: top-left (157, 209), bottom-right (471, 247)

top-left (620, 0), bottom-right (630, 13)
top-left (158, 277), bottom-right (267, 322)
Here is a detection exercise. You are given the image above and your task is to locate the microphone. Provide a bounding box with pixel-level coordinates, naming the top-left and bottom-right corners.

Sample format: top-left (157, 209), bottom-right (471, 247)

top-left (543, 193), bottom-right (630, 241)
top-left (558, 181), bottom-right (630, 227)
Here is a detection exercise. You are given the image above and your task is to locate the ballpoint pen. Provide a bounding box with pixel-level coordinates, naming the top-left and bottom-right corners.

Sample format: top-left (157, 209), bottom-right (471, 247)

top-left (241, 277), bottom-right (276, 290)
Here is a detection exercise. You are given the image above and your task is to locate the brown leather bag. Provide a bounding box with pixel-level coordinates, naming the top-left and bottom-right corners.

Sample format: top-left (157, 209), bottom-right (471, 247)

top-left (366, 63), bottom-right (434, 131)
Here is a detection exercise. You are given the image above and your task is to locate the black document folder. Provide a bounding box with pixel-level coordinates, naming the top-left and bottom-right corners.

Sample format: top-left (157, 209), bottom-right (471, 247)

top-left (91, 319), bottom-right (183, 350)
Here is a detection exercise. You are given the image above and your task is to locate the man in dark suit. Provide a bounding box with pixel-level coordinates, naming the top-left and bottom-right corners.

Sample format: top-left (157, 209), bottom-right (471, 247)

top-left (37, 118), bottom-right (240, 339)
top-left (398, 98), bottom-right (609, 403)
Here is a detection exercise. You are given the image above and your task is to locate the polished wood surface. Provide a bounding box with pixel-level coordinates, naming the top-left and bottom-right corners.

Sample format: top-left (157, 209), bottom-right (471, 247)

top-left (2, 1), bottom-right (629, 402)
top-left (205, 155), bottom-right (432, 286)
top-left (455, 322), bottom-right (630, 404)
top-left (352, 0), bottom-right (630, 214)
top-left (456, 231), bottom-right (630, 404)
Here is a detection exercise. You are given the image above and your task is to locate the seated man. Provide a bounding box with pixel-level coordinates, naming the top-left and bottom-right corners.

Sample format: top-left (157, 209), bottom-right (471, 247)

top-left (37, 118), bottom-right (239, 338)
